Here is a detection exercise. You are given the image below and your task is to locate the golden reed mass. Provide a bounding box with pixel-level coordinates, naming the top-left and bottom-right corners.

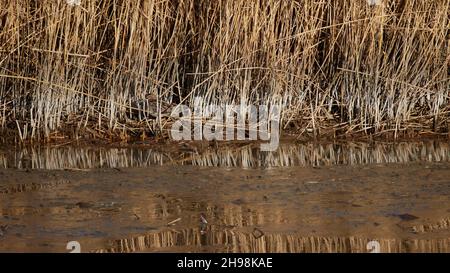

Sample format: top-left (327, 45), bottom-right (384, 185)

top-left (0, 0), bottom-right (448, 142)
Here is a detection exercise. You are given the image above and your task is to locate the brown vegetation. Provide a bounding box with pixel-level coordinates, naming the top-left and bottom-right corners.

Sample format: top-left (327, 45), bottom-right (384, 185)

top-left (0, 0), bottom-right (448, 142)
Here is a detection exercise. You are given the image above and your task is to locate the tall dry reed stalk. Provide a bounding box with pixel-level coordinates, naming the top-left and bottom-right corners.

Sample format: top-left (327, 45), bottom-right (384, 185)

top-left (0, 0), bottom-right (448, 142)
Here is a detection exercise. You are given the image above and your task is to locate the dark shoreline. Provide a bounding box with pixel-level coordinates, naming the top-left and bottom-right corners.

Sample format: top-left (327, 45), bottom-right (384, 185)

top-left (1, 132), bottom-right (449, 151)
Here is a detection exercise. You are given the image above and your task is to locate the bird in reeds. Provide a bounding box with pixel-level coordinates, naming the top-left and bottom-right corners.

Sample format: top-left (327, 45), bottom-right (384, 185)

top-left (130, 93), bottom-right (176, 119)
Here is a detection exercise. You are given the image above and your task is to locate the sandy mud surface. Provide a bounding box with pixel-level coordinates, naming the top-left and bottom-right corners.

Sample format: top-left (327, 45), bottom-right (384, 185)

top-left (0, 161), bottom-right (449, 253)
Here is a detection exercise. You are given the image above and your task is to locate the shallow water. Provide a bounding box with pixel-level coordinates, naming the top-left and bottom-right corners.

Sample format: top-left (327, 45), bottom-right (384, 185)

top-left (0, 141), bottom-right (449, 253)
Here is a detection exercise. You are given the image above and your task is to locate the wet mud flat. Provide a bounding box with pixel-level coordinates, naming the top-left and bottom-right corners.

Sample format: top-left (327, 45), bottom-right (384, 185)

top-left (0, 162), bottom-right (449, 253)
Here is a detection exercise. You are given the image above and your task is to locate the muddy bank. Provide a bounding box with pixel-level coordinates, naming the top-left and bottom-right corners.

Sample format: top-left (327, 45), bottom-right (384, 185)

top-left (0, 162), bottom-right (449, 253)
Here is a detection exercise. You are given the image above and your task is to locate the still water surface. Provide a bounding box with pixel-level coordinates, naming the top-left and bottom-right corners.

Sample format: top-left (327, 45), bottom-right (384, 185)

top-left (0, 141), bottom-right (449, 253)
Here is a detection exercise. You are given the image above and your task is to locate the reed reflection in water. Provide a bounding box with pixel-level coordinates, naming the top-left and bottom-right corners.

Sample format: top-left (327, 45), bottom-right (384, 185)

top-left (95, 227), bottom-right (450, 253)
top-left (0, 141), bottom-right (448, 170)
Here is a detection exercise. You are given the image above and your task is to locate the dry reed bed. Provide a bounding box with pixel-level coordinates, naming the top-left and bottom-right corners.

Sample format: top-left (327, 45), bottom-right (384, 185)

top-left (0, 0), bottom-right (448, 141)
